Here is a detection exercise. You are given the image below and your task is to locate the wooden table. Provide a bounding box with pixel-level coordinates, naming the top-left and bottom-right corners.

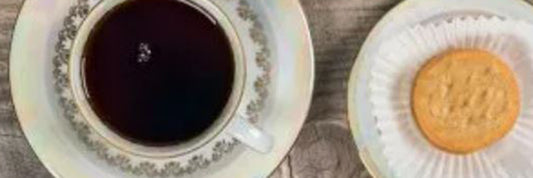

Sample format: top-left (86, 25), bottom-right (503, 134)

top-left (4, 0), bottom-right (511, 177)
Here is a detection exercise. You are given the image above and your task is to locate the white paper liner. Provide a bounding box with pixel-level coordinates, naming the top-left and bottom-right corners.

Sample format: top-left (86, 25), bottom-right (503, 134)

top-left (370, 16), bottom-right (533, 178)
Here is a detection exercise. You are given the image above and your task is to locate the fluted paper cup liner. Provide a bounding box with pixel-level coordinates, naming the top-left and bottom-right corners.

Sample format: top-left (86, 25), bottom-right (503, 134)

top-left (370, 16), bottom-right (533, 178)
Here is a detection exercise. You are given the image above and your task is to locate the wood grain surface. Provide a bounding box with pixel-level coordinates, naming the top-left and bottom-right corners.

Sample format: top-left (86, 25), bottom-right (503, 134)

top-left (6, 0), bottom-right (529, 178)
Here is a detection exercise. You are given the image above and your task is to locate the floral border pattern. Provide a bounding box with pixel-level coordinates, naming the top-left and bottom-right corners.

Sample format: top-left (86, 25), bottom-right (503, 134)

top-left (52, 0), bottom-right (271, 176)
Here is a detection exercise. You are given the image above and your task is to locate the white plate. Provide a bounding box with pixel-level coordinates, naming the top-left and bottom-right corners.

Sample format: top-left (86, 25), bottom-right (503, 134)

top-left (347, 0), bottom-right (533, 177)
top-left (10, 0), bottom-right (314, 177)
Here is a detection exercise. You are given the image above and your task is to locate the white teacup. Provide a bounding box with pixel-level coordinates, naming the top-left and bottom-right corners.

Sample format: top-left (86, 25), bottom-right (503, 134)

top-left (68, 0), bottom-right (273, 157)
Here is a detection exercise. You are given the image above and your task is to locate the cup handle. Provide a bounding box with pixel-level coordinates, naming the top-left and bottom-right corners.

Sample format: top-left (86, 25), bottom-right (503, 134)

top-left (227, 114), bottom-right (273, 153)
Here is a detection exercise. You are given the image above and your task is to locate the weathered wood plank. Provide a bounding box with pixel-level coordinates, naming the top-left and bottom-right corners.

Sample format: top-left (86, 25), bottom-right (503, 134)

top-left (270, 0), bottom-right (399, 177)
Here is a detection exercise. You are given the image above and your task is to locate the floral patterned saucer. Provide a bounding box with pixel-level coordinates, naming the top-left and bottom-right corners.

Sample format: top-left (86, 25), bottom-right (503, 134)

top-left (10, 0), bottom-right (314, 177)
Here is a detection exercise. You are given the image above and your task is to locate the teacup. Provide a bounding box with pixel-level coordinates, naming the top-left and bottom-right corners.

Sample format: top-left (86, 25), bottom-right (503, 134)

top-left (68, 0), bottom-right (273, 158)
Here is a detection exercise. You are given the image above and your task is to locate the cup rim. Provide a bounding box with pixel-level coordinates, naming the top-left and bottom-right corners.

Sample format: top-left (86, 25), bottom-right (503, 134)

top-left (69, 0), bottom-right (247, 158)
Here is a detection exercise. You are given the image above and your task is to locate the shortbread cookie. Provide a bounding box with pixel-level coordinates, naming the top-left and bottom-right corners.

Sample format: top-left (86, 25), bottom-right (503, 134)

top-left (412, 49), bottom-right (520, 154)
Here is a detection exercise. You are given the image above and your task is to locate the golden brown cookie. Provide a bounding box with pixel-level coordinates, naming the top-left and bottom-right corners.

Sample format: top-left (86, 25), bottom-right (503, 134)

top-left (412, 49), bottom-right (520, 154)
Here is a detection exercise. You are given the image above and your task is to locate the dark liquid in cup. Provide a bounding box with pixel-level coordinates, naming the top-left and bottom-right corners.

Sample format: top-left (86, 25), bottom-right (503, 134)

top-left (83, 0), bottom-right (235, 146)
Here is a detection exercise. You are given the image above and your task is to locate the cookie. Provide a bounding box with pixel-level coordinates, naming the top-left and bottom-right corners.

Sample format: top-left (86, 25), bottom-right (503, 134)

top-left (412, 49), bottom-right (520, 154)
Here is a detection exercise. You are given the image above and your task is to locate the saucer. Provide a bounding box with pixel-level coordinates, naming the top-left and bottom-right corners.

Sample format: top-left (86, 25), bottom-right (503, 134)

top-left (347, 0), bottom-right (533, 177)
top-left (10, 0), bottom-right (314, 177)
